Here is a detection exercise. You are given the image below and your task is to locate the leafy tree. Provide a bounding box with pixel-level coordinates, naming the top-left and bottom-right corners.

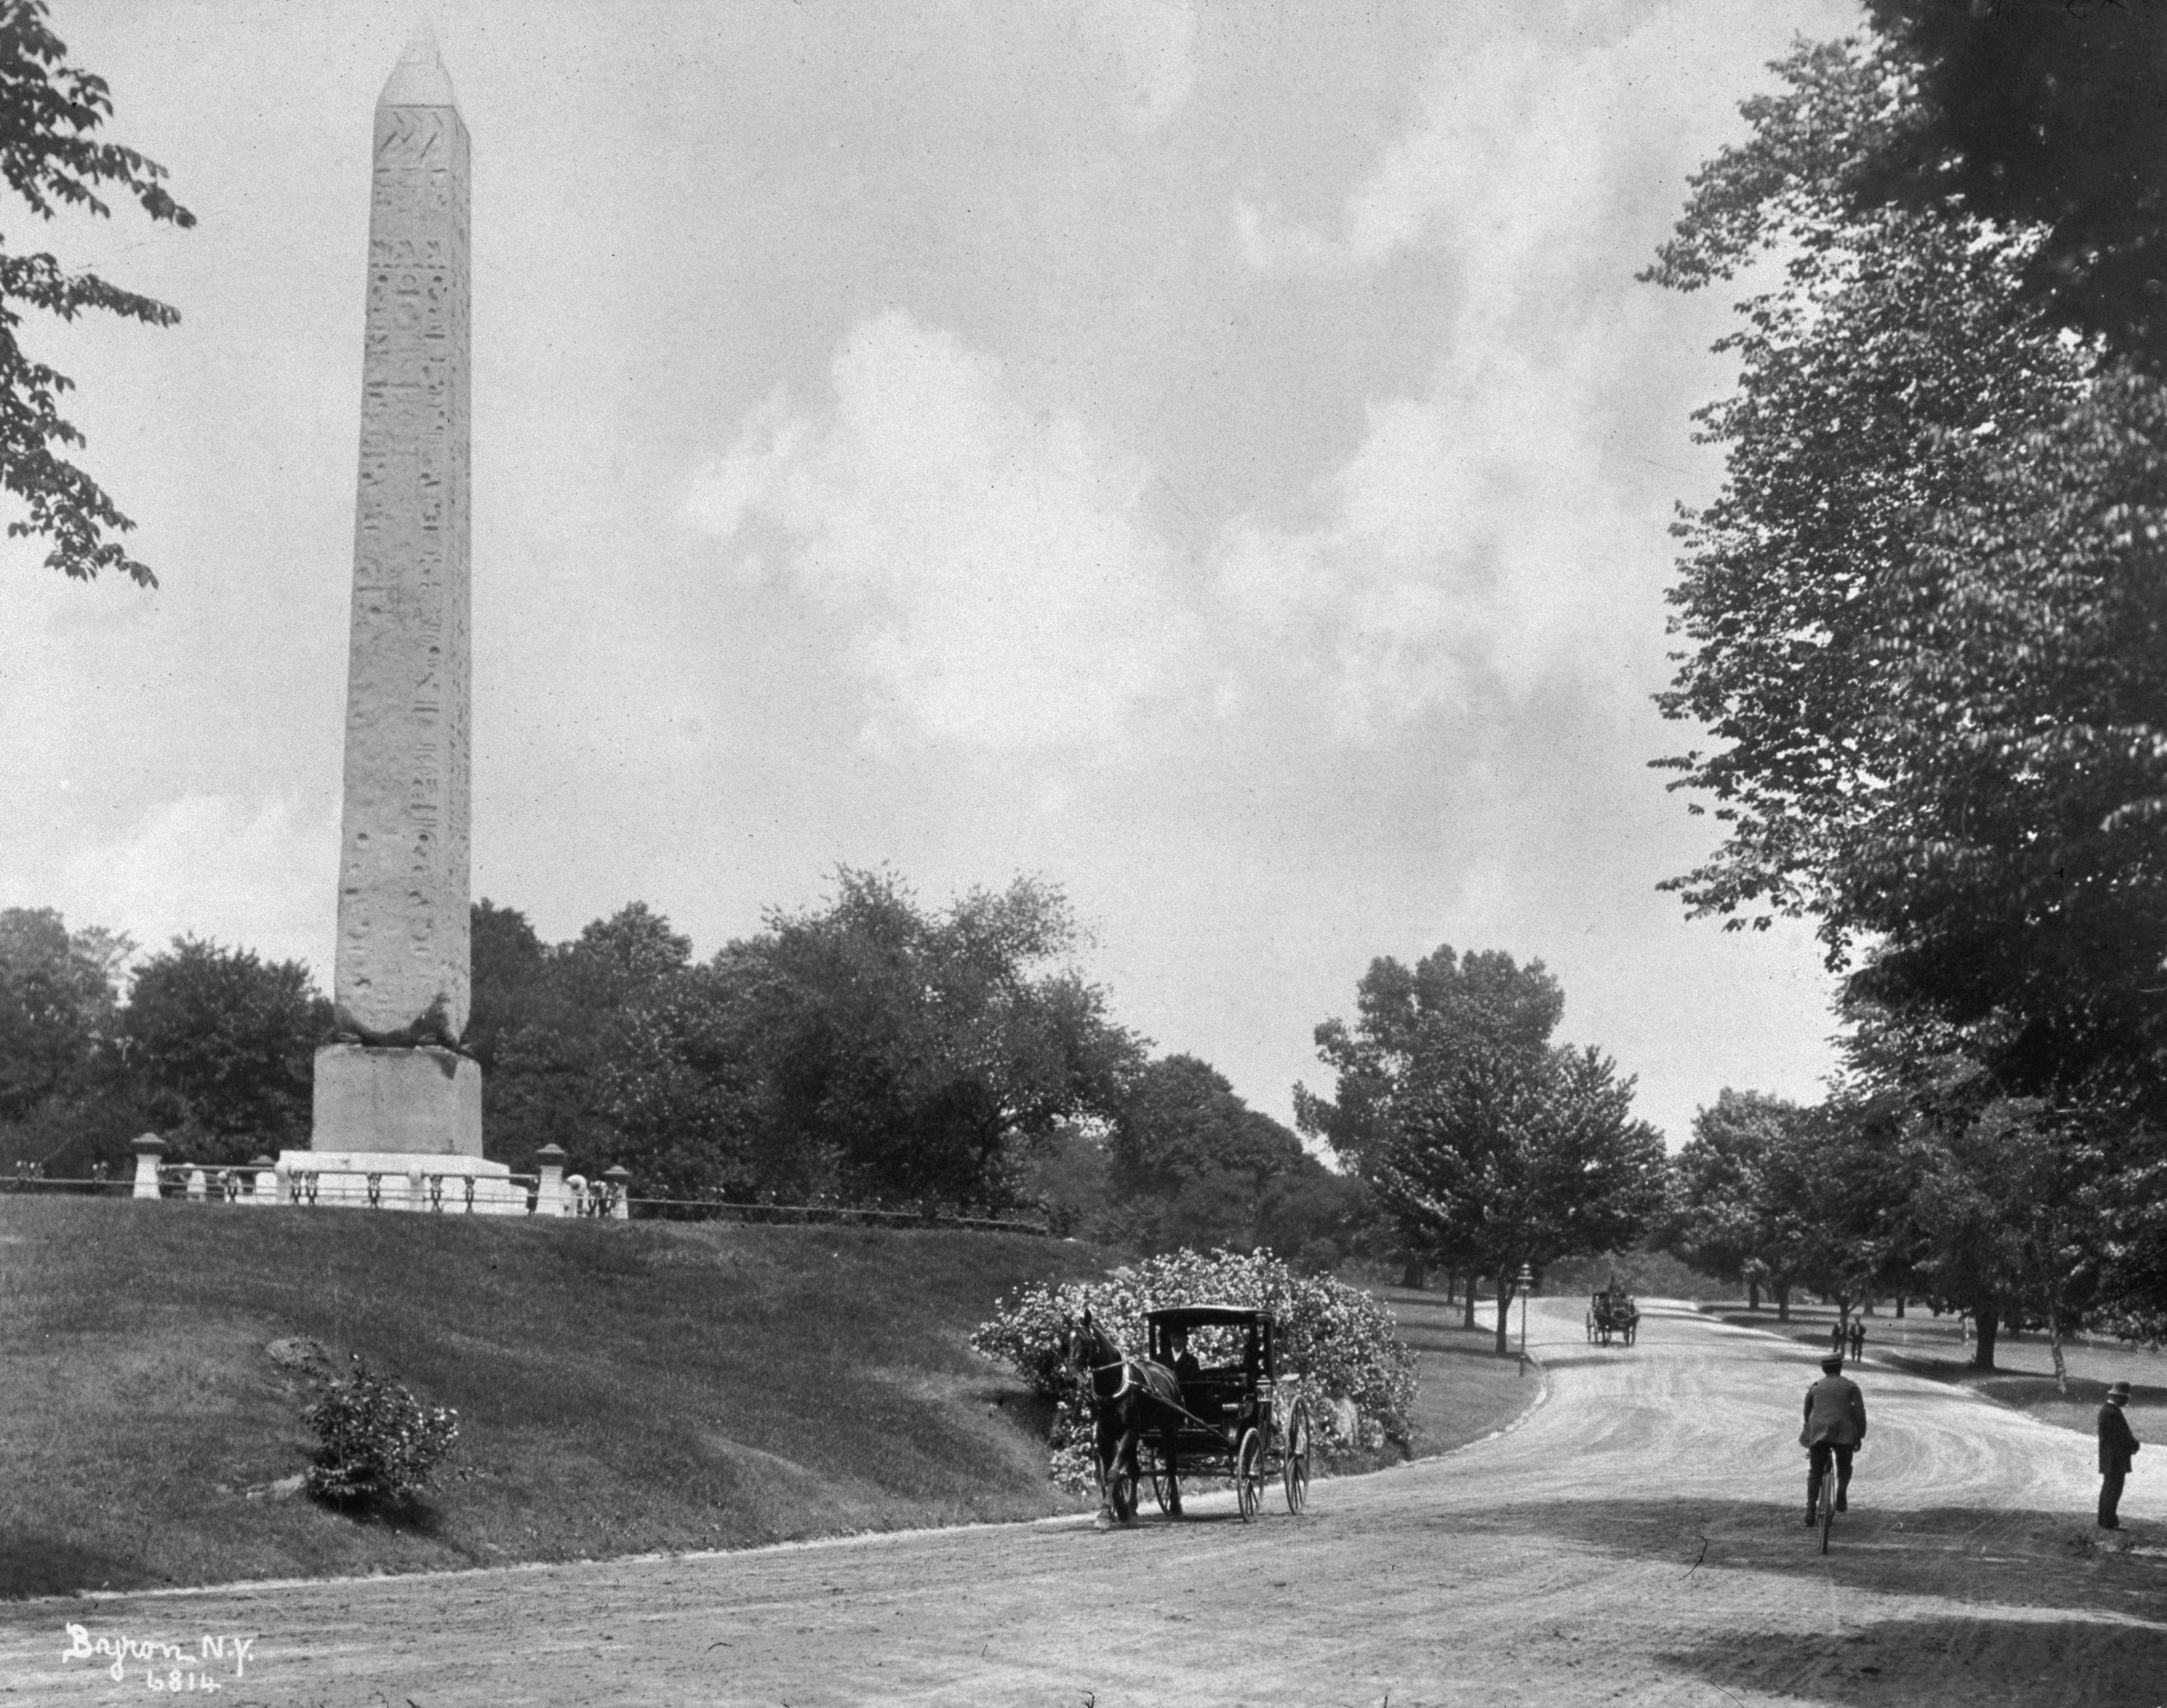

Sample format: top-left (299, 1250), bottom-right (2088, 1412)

top-left (1096, 1053), bottom-right (1307, 1253)
top-left (123, 937), bottom-right (328, 1161)
top-left (1860, 0), bottom-right (2167, 369)
top-left (1299, 946), bottom-right (1666, 1349)
top-left (1648, 22), bottom-right (2167, 1348)
top-left (0, 905), bottom-right (124, 1120)
top-left (0, 905), bottom-right (136, 1170)
top-left (740, 869), bottom-right (1144, 1207)
top-left (481, 902), bottom-right (707, 1176)
top-left (1, 0), bottom-right (194, 584)
top-left (465, 898), bottom-right (547, 1076)
top-left (1664, 1089), bottom-right (1809, 1315)
top-left (1297, 945), bottom-right (1564, 1288)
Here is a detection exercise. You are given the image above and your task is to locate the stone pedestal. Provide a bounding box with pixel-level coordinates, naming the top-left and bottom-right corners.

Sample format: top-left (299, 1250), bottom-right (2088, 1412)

top-left (271, 1146), bottom-right (527, 1215)
top-left (311, 1042), bottom-right (482, 1157)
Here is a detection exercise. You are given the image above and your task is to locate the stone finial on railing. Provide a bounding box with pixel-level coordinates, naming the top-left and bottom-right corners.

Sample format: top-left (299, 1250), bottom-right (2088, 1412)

top-left (603, 1165), bottom-right (631, 1221)
top-left (130, 1134), bottom-right (166, 1201)
top-left (534, 1144), bottom-right (569, 1217)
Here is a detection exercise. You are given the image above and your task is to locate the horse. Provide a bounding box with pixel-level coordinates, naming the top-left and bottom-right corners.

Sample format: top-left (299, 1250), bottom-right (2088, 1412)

top-left (1064, 1309), bottom-right (1186, 1528)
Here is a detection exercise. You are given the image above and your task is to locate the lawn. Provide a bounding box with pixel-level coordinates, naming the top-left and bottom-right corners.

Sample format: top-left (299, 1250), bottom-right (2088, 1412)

top-left (1375, 1286), bottom-right (1544, 1457)
top-left (0, 1197), bottom-right (1108, 1597)
top-left (1, 1201), bottom-right (1536, 1598)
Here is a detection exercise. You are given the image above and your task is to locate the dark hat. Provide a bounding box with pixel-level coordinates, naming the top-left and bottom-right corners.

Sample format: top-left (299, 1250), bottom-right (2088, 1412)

top-left (2109, 1380), bottom-right (2132, 1401)
top-left (1820, 1355), bottom-right (1845, 1373)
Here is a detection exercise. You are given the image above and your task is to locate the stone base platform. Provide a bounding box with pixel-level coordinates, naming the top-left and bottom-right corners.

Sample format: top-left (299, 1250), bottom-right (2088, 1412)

top-left (311, 1042), bottom-right (482, 1156)
top-left (272, 1149), bottom-right (531, 1215)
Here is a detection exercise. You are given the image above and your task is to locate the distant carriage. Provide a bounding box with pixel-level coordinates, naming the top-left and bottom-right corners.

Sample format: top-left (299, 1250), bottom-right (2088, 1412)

top-left (1586, 1285), bottom-right (1639, 1347)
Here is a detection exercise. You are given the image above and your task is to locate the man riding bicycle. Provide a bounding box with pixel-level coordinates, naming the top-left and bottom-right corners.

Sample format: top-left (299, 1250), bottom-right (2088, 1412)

top-left (1802, 1353), bottom-right (1867, 1525)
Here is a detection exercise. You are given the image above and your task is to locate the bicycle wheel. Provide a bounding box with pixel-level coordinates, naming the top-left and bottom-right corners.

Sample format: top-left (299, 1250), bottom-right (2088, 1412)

top-left (1818, 1466), bottom-right (1835, 1553)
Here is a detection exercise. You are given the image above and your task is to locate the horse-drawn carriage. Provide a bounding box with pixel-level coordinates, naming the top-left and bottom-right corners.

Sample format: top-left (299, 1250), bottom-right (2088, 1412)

top-left (1068, 1304), bottom-right (1313, 1524)
top-left (1586, 1285), bottom-right (1639, 1347)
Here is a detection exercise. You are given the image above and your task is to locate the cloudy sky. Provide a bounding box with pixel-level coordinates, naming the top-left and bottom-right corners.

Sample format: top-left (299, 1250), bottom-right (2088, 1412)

top-left (3, 0), bottom-right (1864, 1145)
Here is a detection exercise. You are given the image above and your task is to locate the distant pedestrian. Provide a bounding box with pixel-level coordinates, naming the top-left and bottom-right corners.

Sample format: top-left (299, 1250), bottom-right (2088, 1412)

top-left (1847, 1319), bottom-right (1866, 1364)
top-left (2099, 1380), bottom-right (2141, 1530)
top-left (1831, 1320), bottom-right (1846, 1361)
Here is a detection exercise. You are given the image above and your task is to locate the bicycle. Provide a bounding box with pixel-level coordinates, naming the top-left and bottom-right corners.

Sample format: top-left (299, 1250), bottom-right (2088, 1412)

top-left (1817, 1455), bottom-right (1837, 1553)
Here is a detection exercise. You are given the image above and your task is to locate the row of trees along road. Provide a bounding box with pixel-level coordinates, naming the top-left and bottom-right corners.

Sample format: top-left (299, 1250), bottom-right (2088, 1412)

top-left (0, 871), bottom-right (1380, 1261)
top-left (1645, 5), bottom-right (2167, 1369)
top-left (1296, 945), bottom-right (1668, 1354)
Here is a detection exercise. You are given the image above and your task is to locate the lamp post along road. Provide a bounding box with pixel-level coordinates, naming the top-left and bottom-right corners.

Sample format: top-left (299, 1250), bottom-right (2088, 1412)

top-left (1518, 1262), bottom-right (1535, 1375)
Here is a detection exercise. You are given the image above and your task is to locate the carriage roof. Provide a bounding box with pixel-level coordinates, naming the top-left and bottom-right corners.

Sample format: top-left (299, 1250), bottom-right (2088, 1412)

top-left (1146, 1304), bottom-right (1273, 1330)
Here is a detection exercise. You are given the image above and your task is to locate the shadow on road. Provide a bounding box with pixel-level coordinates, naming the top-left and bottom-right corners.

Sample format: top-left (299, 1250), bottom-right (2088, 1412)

top-left (1436, 1495), bottom-right (2166, 1619)
top-left (1661, 1614), bottom-right (2167, 1707)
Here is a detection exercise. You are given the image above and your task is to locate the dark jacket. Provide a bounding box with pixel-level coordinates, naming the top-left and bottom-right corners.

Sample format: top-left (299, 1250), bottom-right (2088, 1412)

top-left (1801, 1374), bottom-right (1868, 1448)
top-left (2100, 1401), bottom-right (2141, 1475)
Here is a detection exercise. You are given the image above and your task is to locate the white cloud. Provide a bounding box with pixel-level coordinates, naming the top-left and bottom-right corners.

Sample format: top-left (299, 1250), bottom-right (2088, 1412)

top-left (57, 794), bottom-right (338, 982)
top-left (1214, 11), bottom-right (1728, 735)
top-left (685, 311), bottom-right (1203, 750)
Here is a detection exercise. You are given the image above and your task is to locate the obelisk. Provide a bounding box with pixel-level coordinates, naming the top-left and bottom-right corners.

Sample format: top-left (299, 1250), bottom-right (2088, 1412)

top-left (308, 23), bottom-right (482, 1161)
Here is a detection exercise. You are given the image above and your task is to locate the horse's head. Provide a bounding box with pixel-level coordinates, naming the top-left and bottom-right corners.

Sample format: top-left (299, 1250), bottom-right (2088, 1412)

top-left (1061, 1308), bottom-right (1114, 1383)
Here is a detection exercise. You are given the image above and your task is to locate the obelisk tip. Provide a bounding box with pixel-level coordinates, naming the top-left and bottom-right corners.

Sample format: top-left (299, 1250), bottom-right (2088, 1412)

top-left (378, 17), bottom-right (457, 110)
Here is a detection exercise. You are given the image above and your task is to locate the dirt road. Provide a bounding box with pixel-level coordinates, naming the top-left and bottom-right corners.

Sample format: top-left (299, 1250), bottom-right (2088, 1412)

top-left (6, 1298), bottom-right (2162, 1706)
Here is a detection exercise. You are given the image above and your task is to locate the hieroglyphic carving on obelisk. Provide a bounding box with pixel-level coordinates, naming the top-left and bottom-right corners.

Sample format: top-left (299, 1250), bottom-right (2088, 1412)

top-left (335, 24), bottom-right (470, 1048)
top-left (309, 23), bottom-right (484, 1160)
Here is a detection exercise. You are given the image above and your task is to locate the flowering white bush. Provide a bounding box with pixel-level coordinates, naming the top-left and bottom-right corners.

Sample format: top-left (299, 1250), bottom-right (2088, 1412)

top-left (971, 1247), bottom-right (1419, 1492)
top-left (301, 1355), bottom-right (460, 1509)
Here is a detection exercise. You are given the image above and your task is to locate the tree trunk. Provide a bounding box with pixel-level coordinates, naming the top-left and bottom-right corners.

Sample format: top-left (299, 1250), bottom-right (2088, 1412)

top-left (1895, 1295), bottom-right (1906, 1319)
top-left (1493, 1271), bottom-right (1515, 1357)
top-left (1463, 1280), bottom-right (1478, 1331)
top-left (1444, 1272), bottom-right (1457, 1304)
top-left (1748, 1279), bottom-right (1760, 1311)
top-left (1972, 1296), bottom-right (1999, 1372)
top-left (2050, 1317), bottom-right (2068, 1396)
top-left (1776, 1283), bottom-right (1791, 1323)
top-left (1400, 1257), bottom-right (1426, 1290)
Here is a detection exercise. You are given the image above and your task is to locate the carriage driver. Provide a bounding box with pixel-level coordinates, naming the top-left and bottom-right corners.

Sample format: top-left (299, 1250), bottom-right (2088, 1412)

top-left (1802, 1353), bottom-right (1868, 1524)
top-left (1168, 1326), bottom-right (1202, 1389)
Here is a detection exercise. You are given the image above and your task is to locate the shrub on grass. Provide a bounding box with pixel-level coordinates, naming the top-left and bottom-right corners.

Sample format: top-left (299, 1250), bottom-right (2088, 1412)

top-left (301, 1356), bottom-right (460, 1510)
top-left (971, 1246), bottom-right (1419, 1493)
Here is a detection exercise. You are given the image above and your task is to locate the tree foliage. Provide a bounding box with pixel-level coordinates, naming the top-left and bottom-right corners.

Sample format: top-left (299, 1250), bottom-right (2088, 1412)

top-left (1648, 19), bottom-right (2167, 1347)
top-left (123, 937), bottom-right (329, 1160)
top-left (1862, 0), bottom-right (2167, 370)
top-left (0, 0), bottom-right (193, 585)
top-left (1299, 945), bottom-right (1666, 1348)
top-left (479, 872), bottom-right (1148, 1209)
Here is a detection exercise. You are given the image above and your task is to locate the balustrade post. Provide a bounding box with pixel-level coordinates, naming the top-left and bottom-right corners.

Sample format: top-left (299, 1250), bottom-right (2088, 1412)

top-left (130, 1134), bottom-right (165, 1201)
top-left (246, 1155), bottom-right (276, 1204)
top-left (185, 1167), bottom-right (207, 1201)
top-left (534, 1144), bottom-right (568, 1216)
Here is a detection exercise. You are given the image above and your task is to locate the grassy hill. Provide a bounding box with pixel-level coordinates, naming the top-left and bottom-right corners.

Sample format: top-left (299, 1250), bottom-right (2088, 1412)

top-left (0, 1199), bottom-right (1539, 1600)
top-left (0, 1198), bottom-right (1111, 1598)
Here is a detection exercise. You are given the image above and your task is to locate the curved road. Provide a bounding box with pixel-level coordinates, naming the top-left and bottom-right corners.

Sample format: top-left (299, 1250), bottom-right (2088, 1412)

top-left (5, 1299), bottom-right (2161, 1706)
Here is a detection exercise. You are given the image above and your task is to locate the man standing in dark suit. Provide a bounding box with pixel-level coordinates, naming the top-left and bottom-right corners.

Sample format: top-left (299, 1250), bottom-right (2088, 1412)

top-left (1802, 1354), bottom-right (1868, 1524)
top-left (2099, 1379), bottom-right (2140, 1529)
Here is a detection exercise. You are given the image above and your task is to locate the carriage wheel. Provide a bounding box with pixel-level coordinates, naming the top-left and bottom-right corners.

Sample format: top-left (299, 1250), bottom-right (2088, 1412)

top-left (1149, 1469), bottom-right (1171, 1513)
top-left (1282, 1411), bottom-right (1310, 1516)
top-left (1235, 1430), bottom-right (1264, 1522)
